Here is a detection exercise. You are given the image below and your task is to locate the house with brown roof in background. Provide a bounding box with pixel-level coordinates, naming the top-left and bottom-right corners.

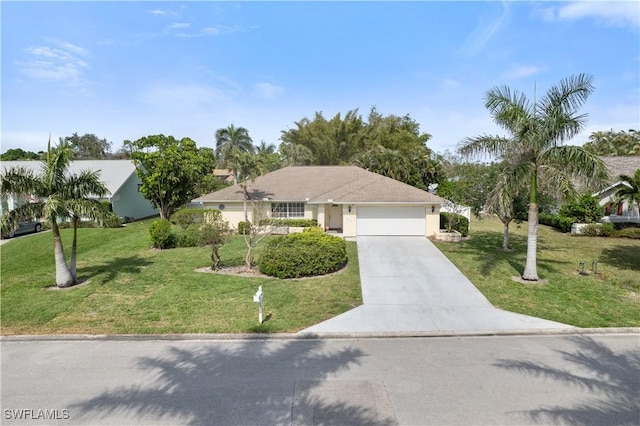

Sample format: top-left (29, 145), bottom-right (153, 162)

top-left (192, 166), bottom-right (448, 238)
top-left (594, 156), bottom-right (640, 224)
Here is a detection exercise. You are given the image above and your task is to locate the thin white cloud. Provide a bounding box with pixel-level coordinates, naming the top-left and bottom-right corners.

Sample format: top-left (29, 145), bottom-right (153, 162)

top-left (460, 1), bottom-right (510, 56)
top-left (254, 82), bottom-right (284, 99)
top-left (501, 64), bottom-right (545, 80)
top-left (148, 9), bottom-right (179, 17)
top-left (168, 22), bottom-right (191, 30)
top-left (174, 25), bottom-right (241, 38)
top-left (541, 1), bottom-right (640, 28)
top-left (17, 39), bottom-right (90, 84)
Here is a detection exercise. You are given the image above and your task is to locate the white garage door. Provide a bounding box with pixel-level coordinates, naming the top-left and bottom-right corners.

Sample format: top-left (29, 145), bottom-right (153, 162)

top-left (357, 206), bottom-right (426, 236)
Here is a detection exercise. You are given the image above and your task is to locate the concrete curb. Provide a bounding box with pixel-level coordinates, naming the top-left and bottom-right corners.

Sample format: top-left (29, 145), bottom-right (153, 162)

top-left (1, 327), bottom-right (638, 342)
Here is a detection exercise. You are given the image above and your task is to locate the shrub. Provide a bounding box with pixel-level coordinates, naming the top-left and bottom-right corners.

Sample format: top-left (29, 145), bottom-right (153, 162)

top-left (599, 222), bottom-right (616, 237)
top-left (258, 232), bottom-right (347, 279)
top-left (616, 227), bottom-right (640, 239)
top-left (558, 194), bottom-right (603, 224)
top-left (581, 224), bottom-right (600, 237)
top-left (100, 200), bottom-right (113, 212)
top-left (539, 213), bottom-right (574, 233)
top-left (439, 212), bottom-right (469, 237)
top-left (260, 218), bottom-right (318, 227)
top-left (172, 208), bottom-right (221, 230)
top-left (102, 212), bottom-right (122, 228)
top-left (176, 228), bottom-right (200, 247)
top-left (149, 219), bottom-right (176, 249)
top-left (303, 226), bottom-right (324, 233)
top-left (237, 221), bottom-right (251, 235)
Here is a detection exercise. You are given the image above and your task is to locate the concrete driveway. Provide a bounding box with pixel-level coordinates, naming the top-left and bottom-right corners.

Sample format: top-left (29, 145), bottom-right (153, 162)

top-left (300, 236), bottom-right (572, 334)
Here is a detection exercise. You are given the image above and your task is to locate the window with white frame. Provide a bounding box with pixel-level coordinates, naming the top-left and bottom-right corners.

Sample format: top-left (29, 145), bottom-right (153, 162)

top-left (271, 202), bottom-right (305, 218)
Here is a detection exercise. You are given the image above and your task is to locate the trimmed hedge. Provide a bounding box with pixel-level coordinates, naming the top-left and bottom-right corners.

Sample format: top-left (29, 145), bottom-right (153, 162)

top-left (258, 229), bottom-right (347, 279)
top-left (172, 208), bottom-right (221, 230)
top-left (260, 218), bottom-right (318, 227)
top-left (440, 212), bottom-right (469, 237)
top-left (539, 213), bottom-right (575, 233)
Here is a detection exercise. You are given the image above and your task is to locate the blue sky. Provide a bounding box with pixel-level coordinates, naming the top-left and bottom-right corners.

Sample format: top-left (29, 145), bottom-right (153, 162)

top-left (2, 1), bottom-right (639, 156)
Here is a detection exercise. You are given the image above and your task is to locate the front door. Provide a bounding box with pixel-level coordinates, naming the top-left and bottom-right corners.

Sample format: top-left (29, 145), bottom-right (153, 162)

top-left (328, 205), bottom-right (343, 230)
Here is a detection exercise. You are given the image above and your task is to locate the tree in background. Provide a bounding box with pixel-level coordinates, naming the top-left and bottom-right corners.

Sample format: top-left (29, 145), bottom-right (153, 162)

top-left (351, 145), bottom-right (442, 190)
top-left (279, 142), bottom-right (314, 166)
top-left (64, 133), bottom-right (113, 159)
top-left (280, 107), bottom-right (432, 166)
top-left (254, 140), bottom-right (282, 173)
top-left (126, 135), bottom-right (210, 219)
top-left (0, 148), bottom-right (42, 161)
top-left (215, 124), bottom-right (254, 184)
top-left (1, 138), bottom-right (110, 287)
top-left (582, 129), bottom-right (640, 156)
top-left (459, 74), bottom-right (608, 281)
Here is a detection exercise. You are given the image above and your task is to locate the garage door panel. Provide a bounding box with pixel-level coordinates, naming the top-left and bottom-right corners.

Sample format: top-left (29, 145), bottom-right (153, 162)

top-left (357, 206), bottom-right (425, 236)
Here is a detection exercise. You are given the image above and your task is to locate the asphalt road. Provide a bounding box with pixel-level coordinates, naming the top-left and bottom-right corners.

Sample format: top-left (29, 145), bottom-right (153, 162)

top-left (2, 332), bottom-right (638, 425)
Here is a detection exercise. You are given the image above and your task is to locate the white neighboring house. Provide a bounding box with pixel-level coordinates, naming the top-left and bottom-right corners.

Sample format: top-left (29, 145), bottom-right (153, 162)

top-left (594, 181), bottom-right (639, 224)
top-left (594, 156), bottom-right (640, 225)
top-left (0, 160), bottom-right (158, 220)
top-left (192, 166), bottom-right (448, 238)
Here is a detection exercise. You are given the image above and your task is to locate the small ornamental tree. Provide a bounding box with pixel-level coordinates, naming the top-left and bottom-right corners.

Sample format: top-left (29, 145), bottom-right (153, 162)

top-left (198, 216), bottom-right (232, 270)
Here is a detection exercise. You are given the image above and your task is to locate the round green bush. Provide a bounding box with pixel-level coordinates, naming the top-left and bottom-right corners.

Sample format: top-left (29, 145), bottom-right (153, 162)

top-left (149, 219), bottom-right (176, 249)
top-left (258, 232), bottom-right (347, 279)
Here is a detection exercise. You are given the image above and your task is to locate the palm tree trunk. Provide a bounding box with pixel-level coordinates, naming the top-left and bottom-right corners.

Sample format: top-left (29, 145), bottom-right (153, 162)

top-left (51, 220), bottom-right (74, 288)
top-left (69, 216), bottom-right (78, 283)
top-left (522, 203), bottom-right (539, 280)
top-left (502, 222), bottom-right (510, 251)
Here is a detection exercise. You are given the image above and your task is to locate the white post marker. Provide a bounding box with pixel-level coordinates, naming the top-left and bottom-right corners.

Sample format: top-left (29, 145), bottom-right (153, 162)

top-left (253, 285), bottom-right (264, 324)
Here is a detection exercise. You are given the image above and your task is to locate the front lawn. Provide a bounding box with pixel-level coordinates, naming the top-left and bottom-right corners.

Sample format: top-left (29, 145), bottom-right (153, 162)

top-left (0, 219), bottom-right (362, 334)
top-left (433, 217), bottom-right (640, 328)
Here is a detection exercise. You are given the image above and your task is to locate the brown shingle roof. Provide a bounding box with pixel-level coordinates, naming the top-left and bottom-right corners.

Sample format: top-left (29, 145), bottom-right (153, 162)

top-left (600, 156), bottom-right (640, 180)
top-left (193, 166), bottom-right (447, 204)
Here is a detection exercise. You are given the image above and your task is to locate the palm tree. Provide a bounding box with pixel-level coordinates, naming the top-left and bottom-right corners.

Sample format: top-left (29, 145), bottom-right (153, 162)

top-left (215, 124), bottom-right (254, 185)
top-left (615, 169), bottom-right (640, 216)
top-left (459, 74), bottom-right (608, 281)
top-left (1, 138), bottom-right (110, 287)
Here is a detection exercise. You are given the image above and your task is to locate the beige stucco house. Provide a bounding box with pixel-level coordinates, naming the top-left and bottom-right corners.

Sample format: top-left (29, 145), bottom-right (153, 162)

top-left (192, 166), bottom-right (448, 238)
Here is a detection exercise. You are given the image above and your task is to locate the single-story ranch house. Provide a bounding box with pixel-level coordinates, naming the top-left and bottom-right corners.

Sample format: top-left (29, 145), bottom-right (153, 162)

top-left (1, 160), bottom-right (158, 220)
top-left (192, 166), bottom-right (448, 237)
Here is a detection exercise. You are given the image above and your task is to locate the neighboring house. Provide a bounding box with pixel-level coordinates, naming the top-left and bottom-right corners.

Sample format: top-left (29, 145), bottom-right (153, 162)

top-left (213, 169), bottom-right (234, 183)
top-left (593, 156), bottom-right (640, 224)
top-left (1, 160), bottom-right (158, 220)
top-left (192, 166), bottom-right (448, 238)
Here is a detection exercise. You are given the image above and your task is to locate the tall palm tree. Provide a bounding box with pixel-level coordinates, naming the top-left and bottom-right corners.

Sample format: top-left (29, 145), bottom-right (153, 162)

top-left (615, 169), bottom-right (640, 216)
top-left (459, 74), bottom-right (608, 281)
top-left (215, 124), bottom-right (254, 185)
top-left (1, 139), bottom-right (110, 287)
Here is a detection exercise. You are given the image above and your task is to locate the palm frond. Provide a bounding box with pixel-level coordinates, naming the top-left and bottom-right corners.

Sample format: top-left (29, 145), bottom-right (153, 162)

top-left (1, 167), bottom-right (43, 196)
top-left (0, 202), bottom-right (45, 232)
top-left (485, 86), bottom-right (533, 135)
top-left (457, 135), bottom-right (512, 160)
top-left (65, 170), bottom-right (110, 199)
top-left (541, 146), bottom-right (609, 189)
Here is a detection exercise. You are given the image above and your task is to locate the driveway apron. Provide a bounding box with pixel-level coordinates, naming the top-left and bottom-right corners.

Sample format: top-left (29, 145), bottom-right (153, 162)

top-left (300, 236), bottom-right (572, 333)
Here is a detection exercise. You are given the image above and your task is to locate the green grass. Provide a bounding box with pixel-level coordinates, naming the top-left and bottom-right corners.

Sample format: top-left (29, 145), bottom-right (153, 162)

top-left (0, 220), bottom-right (362, 334)
top-left (433, 217), bottom-right (640, 328)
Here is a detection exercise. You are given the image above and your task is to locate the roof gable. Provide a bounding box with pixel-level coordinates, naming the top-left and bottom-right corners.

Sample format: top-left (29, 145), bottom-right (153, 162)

top-left (1, 160), bottom-right (137, 196)
top-left (193, 166), bottom-right (447, 204)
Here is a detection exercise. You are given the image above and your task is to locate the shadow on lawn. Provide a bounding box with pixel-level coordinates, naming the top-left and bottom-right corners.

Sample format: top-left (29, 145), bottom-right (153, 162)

top-left (599, 245), bottom-right (640, 272)
top-left (78, 255), bottom-right (153, 284)
top-left (69, 338), bottom-right (397, 425)
top-left (494, 335), bottom-right (640, 425)
top-left (451, 231), bottom-right (567, 277)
